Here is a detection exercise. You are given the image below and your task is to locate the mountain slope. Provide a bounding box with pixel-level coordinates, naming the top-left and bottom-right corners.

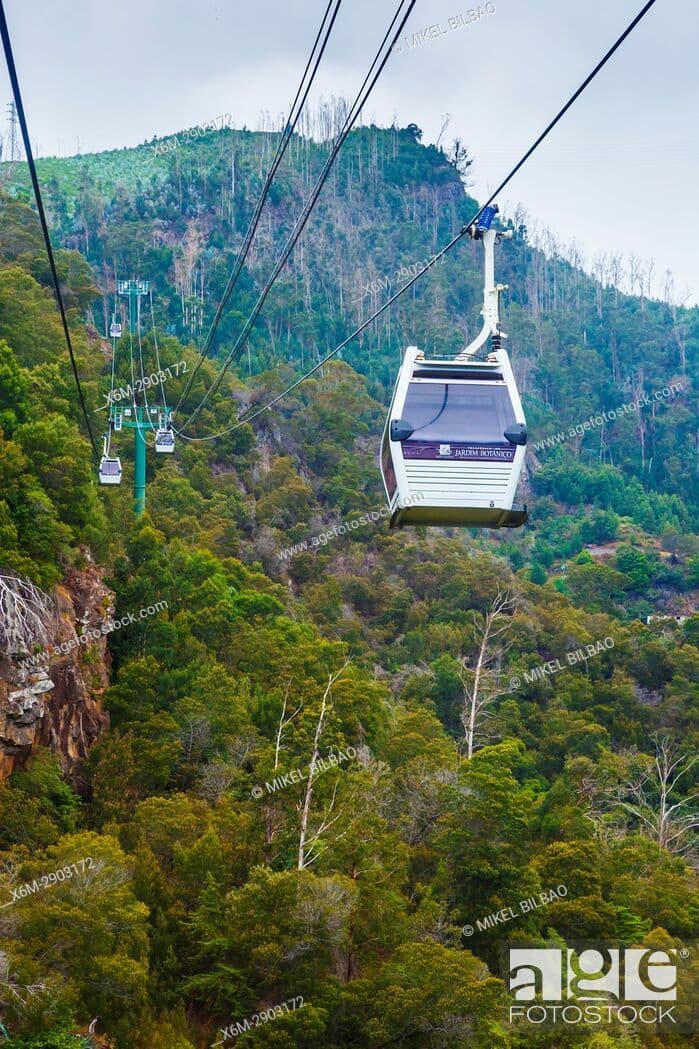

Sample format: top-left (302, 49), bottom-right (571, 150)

top-left (0, 120), bottom-right (696, 1048)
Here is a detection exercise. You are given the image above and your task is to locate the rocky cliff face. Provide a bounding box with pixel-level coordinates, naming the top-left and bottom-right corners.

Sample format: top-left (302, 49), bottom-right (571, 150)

top-left (0, 555), bottom-right (111, 786)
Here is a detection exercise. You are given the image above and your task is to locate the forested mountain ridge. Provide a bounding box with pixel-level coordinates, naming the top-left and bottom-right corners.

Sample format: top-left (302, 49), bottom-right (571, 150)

top-left (8, 117), bottom-right (698, 530)
top-left (0, 116), bottom-right (696, 1047)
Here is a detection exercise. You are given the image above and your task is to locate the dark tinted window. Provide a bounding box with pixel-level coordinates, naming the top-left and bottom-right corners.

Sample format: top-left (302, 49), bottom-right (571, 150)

top-left (403, 382), bottom-right (515, 443)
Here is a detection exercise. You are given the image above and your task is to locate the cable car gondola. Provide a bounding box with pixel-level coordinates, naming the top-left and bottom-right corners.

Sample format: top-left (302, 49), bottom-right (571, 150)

top-left (380, 207), bottom-right (527, 529)
top-left (109, 315), bottom-right (122, 338)
top-left (98, 435), bottom-right (122, 485)
top-left (154, 411), bottom-right (175, 453)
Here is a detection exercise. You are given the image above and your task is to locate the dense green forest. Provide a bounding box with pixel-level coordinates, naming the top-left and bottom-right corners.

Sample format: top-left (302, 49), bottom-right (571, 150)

top-left (0, 117), bottom-right (696, 1048)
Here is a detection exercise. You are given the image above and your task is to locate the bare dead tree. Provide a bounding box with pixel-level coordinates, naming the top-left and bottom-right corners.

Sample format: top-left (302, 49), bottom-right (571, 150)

top-left (196, 761), bottom-right (238, 803)
top-left (581, 735), bottom-right (698, 861)
top-left (459, 591), bottom-right (520, 759)
top-left (620, 736), bottom-right (697, 859)
top-left (667, 280), bottom-right (693, 370)
top-left (591, 251), bottom-right (609, 319)
top-left (274, 682), bottom-right (302, 772)
top-left (298, 660), bottom-right (350, 869)
top-left (227, 734), bottom-right (257, 768)
top-left (393, 763), bottom-right (459, 845)
top-left (627, 252), bottom-right (642, 301)
top-left (295, 876), bottom-right (354, 944)
top-left (579, 783), bottom-right (628, 847)
top-left (436, 114), bottom-right (450, 150)
top-left (197, 734), bottom-right (258, 802)
top-left (608, 253), bottom-right (624, 308)
top-left (179, 716), bottom-right (212, 765)
top-left (0, 949), bottom-right (47, 1011)
top-left (543, 228), bottom-right (561, 311)
top-left (644, 257), bottom-right (656, 304)
top-left (0, 574), bottom-right (54, 657)
top-left (253, 685), bottom-right (303, 852)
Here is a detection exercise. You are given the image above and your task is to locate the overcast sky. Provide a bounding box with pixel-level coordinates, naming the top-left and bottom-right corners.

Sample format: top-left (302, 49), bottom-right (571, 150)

top-left (1, 0), bottom-right (697, 302)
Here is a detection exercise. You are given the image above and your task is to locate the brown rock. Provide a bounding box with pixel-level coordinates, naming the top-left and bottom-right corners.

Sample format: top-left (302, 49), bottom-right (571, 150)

top-left (0, 551), bottom-right (111, 787)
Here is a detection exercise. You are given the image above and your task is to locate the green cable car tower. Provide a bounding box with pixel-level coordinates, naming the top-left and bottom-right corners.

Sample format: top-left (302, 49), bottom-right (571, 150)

top-left (98, 279), bottom-right (175, 514)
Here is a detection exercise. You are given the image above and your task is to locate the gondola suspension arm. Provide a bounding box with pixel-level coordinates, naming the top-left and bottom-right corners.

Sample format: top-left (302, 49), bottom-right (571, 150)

top-left (457, 205), bottom-right (513, 361)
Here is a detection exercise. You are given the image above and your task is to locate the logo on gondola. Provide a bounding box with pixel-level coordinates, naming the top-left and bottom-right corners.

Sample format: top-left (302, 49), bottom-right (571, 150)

top-left (404, 442), bottom-right (516, 462)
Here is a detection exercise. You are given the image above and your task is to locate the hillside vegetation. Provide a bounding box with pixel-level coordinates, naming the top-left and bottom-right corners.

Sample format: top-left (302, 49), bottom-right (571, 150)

top-left (0, 118), bottom-right (696, 1048)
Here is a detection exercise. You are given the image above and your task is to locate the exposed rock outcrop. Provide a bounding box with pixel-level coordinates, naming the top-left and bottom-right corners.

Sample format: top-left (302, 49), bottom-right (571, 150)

top-left (0, 554), bottom-right (111, 786)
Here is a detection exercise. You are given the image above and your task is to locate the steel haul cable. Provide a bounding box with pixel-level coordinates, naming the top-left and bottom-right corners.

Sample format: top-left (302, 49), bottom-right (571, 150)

top-left (179, 0), bottom-right (659, 444)
top-left (135, 294), bottom-right (157, 446)
top-left (149, 288), bottom-right (168, 410)
top-left (174, 0), bottom-right (343, 416)
top-left (108, 283), bottom-right (118, 407)
top-left (0, 0), bottom-right (99, 458)
top-left (177, 0), bottom-right (418, 433)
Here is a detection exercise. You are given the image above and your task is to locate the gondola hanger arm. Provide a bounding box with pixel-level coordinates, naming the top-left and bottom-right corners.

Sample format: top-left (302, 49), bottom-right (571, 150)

top-left (457, 206), bottom-right (509, 362)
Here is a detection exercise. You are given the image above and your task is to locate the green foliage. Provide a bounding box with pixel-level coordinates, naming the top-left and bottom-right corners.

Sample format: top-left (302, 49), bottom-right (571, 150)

top-left (0, 268), bottom-right (106, 583)
top-left (0, 123), bottom-right (696, 1049)
top-left (15, 415), bottom-right (106, 538)
top-left (0, 266), bottom-right (72, 368)
top-left (614, 543), bottom-right (654, 590)
top-left (578, 509), bottom-right (620, 545)
top-left (565, 561), bottom-right (629, 613)
top-left (4, 1034), bottom-right (89, 1049)
top-left (11, 750), bottom-right (80, 834)
top-left (364, 940), bottom-right (506, 1047)
top-left (0, 338), bottom-right (29, 435)
top-left (0, 782), bottom-right (63, 849)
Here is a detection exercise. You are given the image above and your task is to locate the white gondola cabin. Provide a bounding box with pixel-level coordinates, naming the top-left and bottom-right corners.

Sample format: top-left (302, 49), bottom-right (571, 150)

top-left (380, 210), bottom-right (527, 529)
top-left (99, 455), bottom-right (122, 484)
top-left (98, 434), bottom-right (122, 485)
top-left (154, 411), bottom-right (175, 453)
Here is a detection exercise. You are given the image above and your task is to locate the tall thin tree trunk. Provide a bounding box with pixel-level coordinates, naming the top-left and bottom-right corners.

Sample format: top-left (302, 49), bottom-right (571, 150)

top-left (298, 678), bottom-right (330, 869)
top-left (466, 631), bottom-right (486, 759)
top-left (298, 663), bottom-right (348, 869)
